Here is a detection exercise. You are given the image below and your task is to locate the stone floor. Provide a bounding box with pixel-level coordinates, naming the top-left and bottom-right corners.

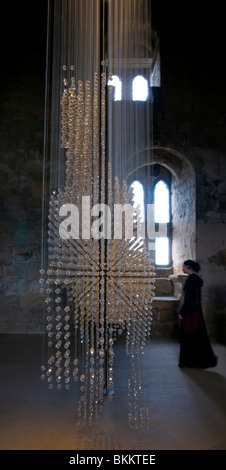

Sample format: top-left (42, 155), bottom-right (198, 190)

top-left (0, 334), bottom-right (226, 450)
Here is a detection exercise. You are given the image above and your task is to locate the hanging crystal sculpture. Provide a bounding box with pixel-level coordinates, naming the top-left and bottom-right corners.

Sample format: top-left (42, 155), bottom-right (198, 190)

top-left (40, 0), bottom-right (156, 428)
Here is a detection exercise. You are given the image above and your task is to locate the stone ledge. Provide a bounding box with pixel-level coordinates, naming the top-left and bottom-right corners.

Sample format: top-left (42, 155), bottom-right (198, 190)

top-left (153, 296), bottom-right (179, 302)
top-left (152, 296), bottom-right (179, 310)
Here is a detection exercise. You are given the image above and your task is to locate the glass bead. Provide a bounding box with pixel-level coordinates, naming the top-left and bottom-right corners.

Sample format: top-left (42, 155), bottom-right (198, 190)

top-left (48, 356), bottom-right (55, 364)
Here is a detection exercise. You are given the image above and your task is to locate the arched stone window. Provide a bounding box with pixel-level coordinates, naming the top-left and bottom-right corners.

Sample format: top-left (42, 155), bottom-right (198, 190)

top-left (154, 179), bottom-right (171, 266)
top-left (127, 150), bottom-right (196, 273)
top-left (108, 75), bottom-right (122, 101)
top-left (132, 75), bottom-right (148, 101)
top-left (130, 180), bottom-right (145, 222)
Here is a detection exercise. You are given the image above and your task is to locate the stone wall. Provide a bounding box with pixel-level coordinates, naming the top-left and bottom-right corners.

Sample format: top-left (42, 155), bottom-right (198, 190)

top-left (196, 150), bottom-right (226, 342)
top-left (171, 163), bottom-right (196, 271)
top-left (0, 2), bottom-right (46, 332)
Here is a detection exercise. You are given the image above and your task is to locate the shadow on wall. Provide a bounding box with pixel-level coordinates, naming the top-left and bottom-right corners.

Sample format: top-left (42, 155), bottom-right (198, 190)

top-left (205, 283), bottom-right (226, 345)
top-left (208, 250), bottom-right (226, 271)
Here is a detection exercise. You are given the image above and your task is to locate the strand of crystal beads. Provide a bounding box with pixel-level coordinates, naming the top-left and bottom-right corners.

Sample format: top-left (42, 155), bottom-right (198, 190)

top-left (130, 362), bottom-right (139, 429)
top-left (93, 72), bottom-right (100, 207)
top-left (92, 75), bottom-right (100, 417)
top-left (106, 297), bottom-right (115, 400)
top-left (85, 279), bottom-right (93, 423)
top-left (66, 74), bottom-right (76, 189)
top-left (97, 67), bottom-right (106, 409)
top-left (138, 359), bottom-right (145, 429)
top-left (54, 287), bottom-right (64, 390)
top-left (83, 80), bottom-right (93, 196)
top-left (44, 274), bottom-right (56, 390)
top-left (73, 280), bottom-right (79, 385)
top-left (78, 270), bottom-right (88, 424)
top-left (94, 267), bottom-right (100, 418)
top-left (77, 369), bottom-right (87, 426)
top-left (128, 378), bottom-right (133, 428)
top-left (46, 282), bottom-right (56, 390)
top-left (89, 240), bottom-right (97, 424)
top-left (132, 342), bottom-right (146, 430)
top-left (60, 72), bottom-right (68, 149)
top-left (63, 302), bottom-right (71, 390)
top-left (79, 279), bottom-right (85, 347)
top-left (92, 77), bottom-right (100, 420)
top-left (128, 352), bottom-right (143, 429)
top-left (136, 354), bottom-right (145, 429)
top-left (107, 163), bottom-right (114, 399)
top-left (88, 346), bottom-right (96, 426)
top-left (40, 269), bottom-right (48, 382)
top-left (82, 312), bottom-right (91, 426)
top-left (72, 84), bottom-right (81, 203)
top-left (76, 80), bottom-right (85, 202)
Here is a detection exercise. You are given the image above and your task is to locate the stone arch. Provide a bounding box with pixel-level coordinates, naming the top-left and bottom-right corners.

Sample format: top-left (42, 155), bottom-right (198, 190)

top-left (152, 146), bottom-right (196, 273)
top-left (126, 145), bottom-right (196, 273)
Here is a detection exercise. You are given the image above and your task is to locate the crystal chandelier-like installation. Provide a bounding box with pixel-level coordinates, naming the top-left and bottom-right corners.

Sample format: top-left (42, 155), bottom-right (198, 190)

top-left (40, 0), bottom-right (156, 428)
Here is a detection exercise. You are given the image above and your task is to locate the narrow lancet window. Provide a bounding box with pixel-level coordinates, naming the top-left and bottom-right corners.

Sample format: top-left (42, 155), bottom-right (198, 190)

top-left (108, 75), bottom-right (122, 101)
top-left (132, 75), bottom-right (148, 101)
top-left (130, 180), bottom-right (145, 222)
top-left (154, 180), bottom-right (170, 265)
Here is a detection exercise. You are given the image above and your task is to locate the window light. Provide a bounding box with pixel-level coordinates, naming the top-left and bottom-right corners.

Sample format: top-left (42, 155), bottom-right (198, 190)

top-left (108, 75), bottom-right (122, 101)
top-left (132, 75), bottom-right (148, 101)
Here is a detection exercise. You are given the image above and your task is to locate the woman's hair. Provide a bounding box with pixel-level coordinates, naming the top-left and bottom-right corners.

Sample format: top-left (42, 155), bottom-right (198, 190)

top-left (184, 259), bottom-right (201, 273)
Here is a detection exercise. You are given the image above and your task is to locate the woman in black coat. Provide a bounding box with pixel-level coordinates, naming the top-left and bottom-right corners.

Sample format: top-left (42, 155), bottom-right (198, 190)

top-left (178, 260), bottom-right (217, 369)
